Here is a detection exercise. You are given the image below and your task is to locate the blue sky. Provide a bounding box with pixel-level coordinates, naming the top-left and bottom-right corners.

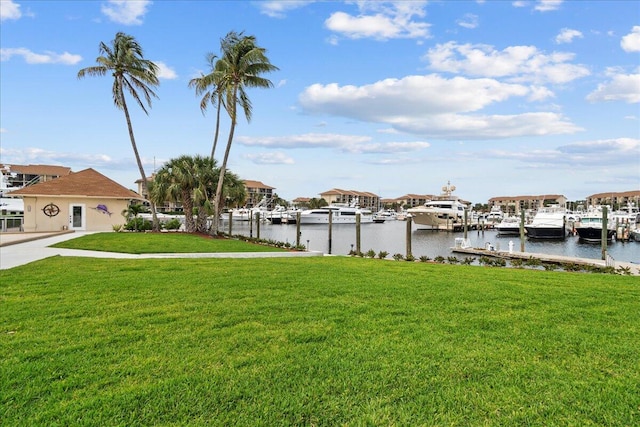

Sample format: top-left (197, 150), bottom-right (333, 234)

top-left (1, 0), bottom-right (638, 203)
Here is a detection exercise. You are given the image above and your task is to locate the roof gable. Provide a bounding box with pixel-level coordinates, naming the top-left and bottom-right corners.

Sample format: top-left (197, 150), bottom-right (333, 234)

top-left (9, 168), bottom-right (143, 200)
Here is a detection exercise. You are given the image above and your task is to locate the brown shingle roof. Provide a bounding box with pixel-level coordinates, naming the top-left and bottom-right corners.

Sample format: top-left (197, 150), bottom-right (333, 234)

top-left (243, 180), bottom-right (275, 190)
top-left (9, 168), bottom-right (143, 200)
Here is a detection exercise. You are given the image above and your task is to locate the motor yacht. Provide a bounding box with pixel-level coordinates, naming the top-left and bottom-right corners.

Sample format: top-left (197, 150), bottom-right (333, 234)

top-left (407, 182), bottom-right (469, 231)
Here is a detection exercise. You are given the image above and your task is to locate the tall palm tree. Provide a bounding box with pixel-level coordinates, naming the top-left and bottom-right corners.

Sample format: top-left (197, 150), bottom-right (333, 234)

top-left (211, 31), bottom-right (278, 234)
top-left (77, 32), bottom-right (161, 230)
top-left (188, 53), bottom-right (226, 161)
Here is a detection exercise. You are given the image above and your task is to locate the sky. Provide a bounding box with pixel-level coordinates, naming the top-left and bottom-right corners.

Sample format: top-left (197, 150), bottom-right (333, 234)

top-left (1, 0), bottom-right (639, 204)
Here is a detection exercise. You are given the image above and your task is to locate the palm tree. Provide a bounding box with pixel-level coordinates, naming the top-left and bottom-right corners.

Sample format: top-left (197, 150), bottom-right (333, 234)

top-left (188, 53), bottom-right (226, 161)
top-left (121, 203), bottom-right (147, 232)
top-left (211, 31), bottom-right (278, 235)
top-left (149, 155), bottom-right (246, 234)
top-left (149, 155), bottom-right (202, 232)
top-left (77, 32), bottom-right (161, 230)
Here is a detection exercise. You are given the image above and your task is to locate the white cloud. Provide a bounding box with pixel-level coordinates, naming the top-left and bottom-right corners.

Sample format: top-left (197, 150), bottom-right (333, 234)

top-left (0, 47), bottom-right (82, 65)
top-left (298, 75), bottom-right (581, 139)
top-left (256, 0), bottom-right (313, 18)
top-left (237, 133), bottom-right (430, 155)
top-left (395, 112), bottom-right (581, 139)
top-left (325, 1), bottom-right (430, 40)
top-left (555, 28), bottom-right (583, 44)
top-left (424, 42), bottom-right (590, 84)
top-left (154, 61), bottom-right (177, 79)
top-left (586, 70), bottom-right (640, 103)
top-left (457, 14), bottom-right (479, 29)
top-left (621, 26), bottom-right (640, 52)
top-left (101, 0), bottom-right (151, 25)
top-left (535, 0), bottom-right (562, 12)
top-left (0, 147), bottom-right (117, 167)
top-left (237, 133), bottom-right (370, 149)
top-left (0, 0), bottom-right (21, 21)
top-left (244, 152), bottom-right (294, 165)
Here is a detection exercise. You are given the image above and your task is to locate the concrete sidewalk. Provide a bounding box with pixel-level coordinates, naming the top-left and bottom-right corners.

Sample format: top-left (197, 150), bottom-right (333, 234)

top-left (0, 232), bottom-right (322, 270)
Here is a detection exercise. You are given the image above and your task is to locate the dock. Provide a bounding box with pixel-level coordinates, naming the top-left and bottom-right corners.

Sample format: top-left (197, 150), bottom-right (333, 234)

top-left (451, 246), bottom-right (640, 275)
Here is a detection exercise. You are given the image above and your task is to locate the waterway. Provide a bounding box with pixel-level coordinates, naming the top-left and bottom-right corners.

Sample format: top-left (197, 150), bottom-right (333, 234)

top-left (222, 219), bottom-right (640, 264)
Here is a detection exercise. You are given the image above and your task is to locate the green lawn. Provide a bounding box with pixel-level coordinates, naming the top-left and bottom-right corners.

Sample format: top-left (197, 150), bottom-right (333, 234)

top-left (51, 232), bottom-right (287, 253)
top-left (1, 235), bottom-right (639, 425)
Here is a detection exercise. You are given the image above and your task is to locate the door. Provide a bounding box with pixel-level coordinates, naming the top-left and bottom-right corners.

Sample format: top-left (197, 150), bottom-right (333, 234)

top-left (69, 204), bottom-right (86, 230)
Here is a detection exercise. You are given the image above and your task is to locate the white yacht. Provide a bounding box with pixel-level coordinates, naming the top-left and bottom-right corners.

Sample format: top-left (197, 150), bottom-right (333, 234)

top-left (299, 199), bottom-right (373, 225)
top-left (574, 207), bottom-right (616, 243)
top-left (407, 182), bottom-right (469, 231)
top-left (495, 216), bottom-right (521, 235)
top-left (525, 206), bottom-right (567, 240)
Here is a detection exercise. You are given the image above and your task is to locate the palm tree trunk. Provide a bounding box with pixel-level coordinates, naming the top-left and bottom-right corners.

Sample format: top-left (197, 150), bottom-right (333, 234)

top-left (182, 189), bottom-right (196, 232)
top-left (212, 87), bottom-right (238, 235)
top-left (120, 86), bottom-right (159, 231)
top-left (210, 92), bottom-right (222, 161)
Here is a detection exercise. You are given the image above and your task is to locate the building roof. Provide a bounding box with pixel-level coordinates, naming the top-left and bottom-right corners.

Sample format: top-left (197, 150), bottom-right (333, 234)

top-left (320, 188), bottom-right (380, 198)
top-left (586, 190), bottom-right (640, 199)
top-left (1, 163), bottom-right (72, 176)
top-left (243, 180), bottom-right (275, 190)
top-left (488, 194), bottom-right (566, 202)
top-left (8, 168), bottom-right (144, 200)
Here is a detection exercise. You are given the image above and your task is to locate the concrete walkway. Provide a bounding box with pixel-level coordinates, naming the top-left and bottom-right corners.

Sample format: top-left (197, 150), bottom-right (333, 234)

top-left (0, 231), bottom-right (323, 270)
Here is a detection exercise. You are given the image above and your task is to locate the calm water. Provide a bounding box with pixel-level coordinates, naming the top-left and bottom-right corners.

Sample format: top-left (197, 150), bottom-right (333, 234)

top-left (223, 219), bottom-right (640, 264)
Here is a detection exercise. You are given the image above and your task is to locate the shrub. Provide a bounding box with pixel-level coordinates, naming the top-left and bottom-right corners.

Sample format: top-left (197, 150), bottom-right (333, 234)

top-left (434, 256), bottom-right (445, 263)
top-left (447, 256), bottom-right (459, 264)
top-left (510, 258), bottom-right (524, 268)
top-left (419, 255), bottom-right (431, 263)
top-left (124, 217), bottom-right (152, 232)
top-left (112, 224), bottom-right (123, 232)
top-left (377, 251), bottom-right (388, 259)
top-left (461, 257), bottom-right (474, 265)
top-left (366, 249), bottom-right (376, 258)
top-left (405, 254), bottom-right (415, 262)
top-left (392, 253), bottom-right (404, 261)
top-left (164, 218), bottom-right (181, 230)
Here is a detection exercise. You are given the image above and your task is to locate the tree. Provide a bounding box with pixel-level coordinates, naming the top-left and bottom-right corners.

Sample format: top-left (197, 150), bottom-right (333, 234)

top-left (121, 203), bottom-right (147, 232)
top-left (78, 32), bottom-right (161, 230)
top-left (149, 155), bottom-right (205, 232)
top-left (188, 53), bottom-right (226, 161)
top-left (211, 31), bottom-right (278, 235)
top-left (149, 155), bottom-right (246, 234)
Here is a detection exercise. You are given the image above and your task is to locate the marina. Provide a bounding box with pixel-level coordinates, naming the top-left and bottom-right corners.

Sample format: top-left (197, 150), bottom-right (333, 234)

top-left (220, 218), bottom-right (640, 265)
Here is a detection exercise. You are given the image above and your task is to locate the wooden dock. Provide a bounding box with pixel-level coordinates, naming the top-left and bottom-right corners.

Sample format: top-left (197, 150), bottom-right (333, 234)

top-left (451, 246), bottom-right (640, 275)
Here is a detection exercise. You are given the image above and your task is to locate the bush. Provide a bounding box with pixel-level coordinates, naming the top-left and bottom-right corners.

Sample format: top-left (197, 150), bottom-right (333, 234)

top-left (377, 251), bottom-right (388, 259)
top-left (392, 253), bottom-right (404, 261)
top-left (366, 249), bottom-right (376, 258)
top-left (124, 217), bottom-right (152, 231)
top-left (164, 218), bottom-right (182, 230)
top-left (419, 255), bottom-right (431, 263)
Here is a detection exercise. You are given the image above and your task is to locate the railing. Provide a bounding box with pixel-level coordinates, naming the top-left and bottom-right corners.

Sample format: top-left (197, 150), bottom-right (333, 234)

top-left (605, 253), bottom-right (615, 268)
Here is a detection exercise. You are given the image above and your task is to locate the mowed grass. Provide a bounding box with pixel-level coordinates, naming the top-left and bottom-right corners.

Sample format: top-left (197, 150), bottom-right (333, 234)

top-left (1, 240), bottom-right (639, 425)
top-left (51, 232), bottom-right (286, 253)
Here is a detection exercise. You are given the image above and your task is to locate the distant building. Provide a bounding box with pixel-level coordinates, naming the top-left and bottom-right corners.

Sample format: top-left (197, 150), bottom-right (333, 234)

top-left (488, 195), bottom-right (567, 214)
top-left (319, 188), bottom-right (380, 210)
top-left (1, 164), bottom-right (71, 192)
top-left (243, 180), bottom-right (275, 208)
top-left (586, 190), bottom-right (640, 208)
top-left (291, 197), bottom-right (310, 207)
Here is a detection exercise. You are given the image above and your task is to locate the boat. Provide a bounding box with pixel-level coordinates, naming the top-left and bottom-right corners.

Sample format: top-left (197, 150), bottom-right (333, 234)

top-left (372, 209), bottom-right (397, 223)
top-left (524, 206), bottom-right (567, 240)
top-left (495, 216), bottom-right (521, 235)
top-left (574, 206), bottom-right (617, 243)
top-left (484, 206), bottom-right (504, 223)
top-left (299, 199), bottom-right (373, 225)
top-left (407, 182), bottom-right (469, 231)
